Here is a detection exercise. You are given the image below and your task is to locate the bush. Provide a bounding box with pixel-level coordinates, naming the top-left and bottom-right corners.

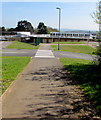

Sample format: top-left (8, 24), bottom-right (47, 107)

top-left (94, 42), bottom-right (101, 66)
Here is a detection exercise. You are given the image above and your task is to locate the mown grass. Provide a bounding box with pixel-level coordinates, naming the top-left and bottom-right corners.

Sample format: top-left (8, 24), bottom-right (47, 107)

top-left (60, 58), bottom-right (101, 115)
top-left (51, 45), bottom-right (96, 55)
top-left (51, 41), bottom-right (86, 44)
top-left (2, 56), bottom-right (30, 93)
top-left (6, 41), bottom-right (40, 49)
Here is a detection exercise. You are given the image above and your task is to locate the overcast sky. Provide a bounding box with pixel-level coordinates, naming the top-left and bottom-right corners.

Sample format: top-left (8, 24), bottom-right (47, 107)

top-left (1, 0), bottom-right (100, 31)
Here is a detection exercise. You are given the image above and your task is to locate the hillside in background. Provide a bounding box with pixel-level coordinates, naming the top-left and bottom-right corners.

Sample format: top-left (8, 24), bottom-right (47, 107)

top-left (61, 28), bottom-right (97, 33)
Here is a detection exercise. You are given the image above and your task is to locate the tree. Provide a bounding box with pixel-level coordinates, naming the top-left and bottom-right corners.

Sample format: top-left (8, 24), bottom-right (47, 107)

top-left (47, 27), bottom-right (58, 34)
top-left (92, 1), bottom-right (101, 40)
top-left (37, 22), bottom-right (48, 34)
top-left (92, 1), bottom-right (101, 66)
top-left (2, 26), bottom-right (6, 31)
top-left (7, 28), bottom-right (15, 32)
top-left (15, 20), bottom-right (34, 33)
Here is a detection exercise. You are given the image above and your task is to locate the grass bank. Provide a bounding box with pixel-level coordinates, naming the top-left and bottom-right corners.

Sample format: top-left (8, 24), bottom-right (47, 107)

top-left (51, 41), bottom-right (86, 44)
top-left (6, 41), bottom-right (39, 49)
top-left (60, 58), bottom-right (101, 115)
top-left (51, 45), bottom-right (95, 55)
top-left (2, 56), bottom-right (30, 93)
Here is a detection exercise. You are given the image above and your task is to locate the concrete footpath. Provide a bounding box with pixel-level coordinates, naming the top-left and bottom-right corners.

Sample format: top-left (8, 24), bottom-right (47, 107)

top-left (2, 44), bottom-right (96, 120)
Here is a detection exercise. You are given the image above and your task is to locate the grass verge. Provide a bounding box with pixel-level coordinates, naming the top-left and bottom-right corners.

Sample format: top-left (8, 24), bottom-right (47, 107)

top-left (2, 56), bottom-right (30, 93)
top-left (51, 45), bottom-right (95, 55)
top-left (60, 58), bottom-right (101, 115)
top-left (6, 41), bottom-right (40, 49)
top-left (51, 41), bottom-right (86, 44)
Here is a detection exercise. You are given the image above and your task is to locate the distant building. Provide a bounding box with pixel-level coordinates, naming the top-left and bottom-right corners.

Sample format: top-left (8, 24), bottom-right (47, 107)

top-left (50, 31), bottom-right (97, 39)
top-left (16, 32), bottom-right (31, 37)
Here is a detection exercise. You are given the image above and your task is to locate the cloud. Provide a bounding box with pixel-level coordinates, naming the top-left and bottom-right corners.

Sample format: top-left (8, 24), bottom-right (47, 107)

top-left (1, 0), bottom-right (99, 2)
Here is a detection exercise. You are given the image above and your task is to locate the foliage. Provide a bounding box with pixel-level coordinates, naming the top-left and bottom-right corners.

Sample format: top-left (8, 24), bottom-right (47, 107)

top-left (1, 20), bottom-right (34, 34)
top-left (60, 58), bottom-right (101, 115)
top-left (1, 20), bottom-right (58, 34)
top-left (2, 56), bottom-right (30, 93)
top-left (51, 45), bottom-right (96, 55)
top-left (7, 28), bottom-right (16, 32)
top-left (36, 22), bottom-right (48, 34)
top-left (1, 26), bottom-right (6, 31)
top-left (6, 41), bottom-right (40, 49)
top-left (15, 20), bottom-right (34, 33)
top-left (94, 45), bottom-right (101, 66)
top-left (92, 1), bottom-right (101, 66)
top-left (92, 1), bottom-right (101, 24)
top-left (47, 27), bottom-right (58, 33)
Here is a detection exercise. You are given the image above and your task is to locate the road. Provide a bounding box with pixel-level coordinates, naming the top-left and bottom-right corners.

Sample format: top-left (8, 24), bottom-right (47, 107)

top-left (2, 48), bottom-right (95, 61)
top-left (1, 41), bottom-right (96, 60)
top-left (2, 48), bottom-right (37, 57)
top-left (0, 41), bottom-right (3, 50)
top-left (53, 51), bottom-right (95, 60)
top-left (1, 41), bottom-right (12, 48)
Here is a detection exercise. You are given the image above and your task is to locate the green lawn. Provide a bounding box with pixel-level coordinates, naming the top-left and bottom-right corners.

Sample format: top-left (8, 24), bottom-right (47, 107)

top-left (51, 45), bottom-right (95, 55)
top-left (2, 56), bottom-right (30, 93)
top-left (6, 41), bottom-right (40, 49)
top-left (51, 41), bottom-right (86, 44)
top-left (60, 58), bottom-right (101, 115)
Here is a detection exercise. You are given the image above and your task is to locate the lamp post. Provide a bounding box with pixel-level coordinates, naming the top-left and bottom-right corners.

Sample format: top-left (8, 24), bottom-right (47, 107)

top-left (56, 7), bottom-right (61, 50)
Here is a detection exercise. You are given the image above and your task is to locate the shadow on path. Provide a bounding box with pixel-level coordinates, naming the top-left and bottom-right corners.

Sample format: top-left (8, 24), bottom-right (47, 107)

top-left (10, 67), bottom-right (96, 119)
top-left (2, 59), bottom-right (98, 120)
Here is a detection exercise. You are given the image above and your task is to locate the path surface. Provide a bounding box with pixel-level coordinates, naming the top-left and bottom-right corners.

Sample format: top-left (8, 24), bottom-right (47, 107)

top-left (35, 50), bottom-right (55, 58)
top-left (2, 44), bottom-right (96, 120)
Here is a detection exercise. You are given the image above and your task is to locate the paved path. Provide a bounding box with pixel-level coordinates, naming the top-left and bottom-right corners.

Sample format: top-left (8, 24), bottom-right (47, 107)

top-left (35, 44), bottom-right (55, 58)
top-left (2, 44), bottom-right (96, 120)
top-left (34, 44), bottom-right (55, 58)
top-left (35, 50), bottom-right (55, 58)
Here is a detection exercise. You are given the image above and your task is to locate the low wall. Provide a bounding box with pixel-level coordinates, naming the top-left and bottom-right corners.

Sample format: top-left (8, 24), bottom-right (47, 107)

top-left (42, 37), bottom-right (88, 43)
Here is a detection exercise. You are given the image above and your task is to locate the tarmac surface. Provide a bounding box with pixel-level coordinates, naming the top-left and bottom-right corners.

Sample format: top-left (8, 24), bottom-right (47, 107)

top-left (2, 42), bottom-right (96, 60)
top-left (2, 44), bottom-right (97, 120)
top-left (1, 42), bottom-right (12, 48)
top-left (2, 48), bottom-right (37, 57)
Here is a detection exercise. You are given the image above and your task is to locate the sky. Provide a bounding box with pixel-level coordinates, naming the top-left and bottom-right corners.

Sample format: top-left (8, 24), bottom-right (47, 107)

top-left (1, 0), bottom-right (100, 31)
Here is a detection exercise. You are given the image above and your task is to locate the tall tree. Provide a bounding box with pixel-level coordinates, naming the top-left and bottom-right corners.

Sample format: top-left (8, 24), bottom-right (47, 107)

top-left (2, 26), bottom-right (6, 31)
top-left (92, 1), bottom-right (101, 39)
top-left (37, 22), bottom-right (48, 34)
top-left (15, 20), bottom-right (34, 33)
top-left (92, 1), bottom-right (101, 66)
